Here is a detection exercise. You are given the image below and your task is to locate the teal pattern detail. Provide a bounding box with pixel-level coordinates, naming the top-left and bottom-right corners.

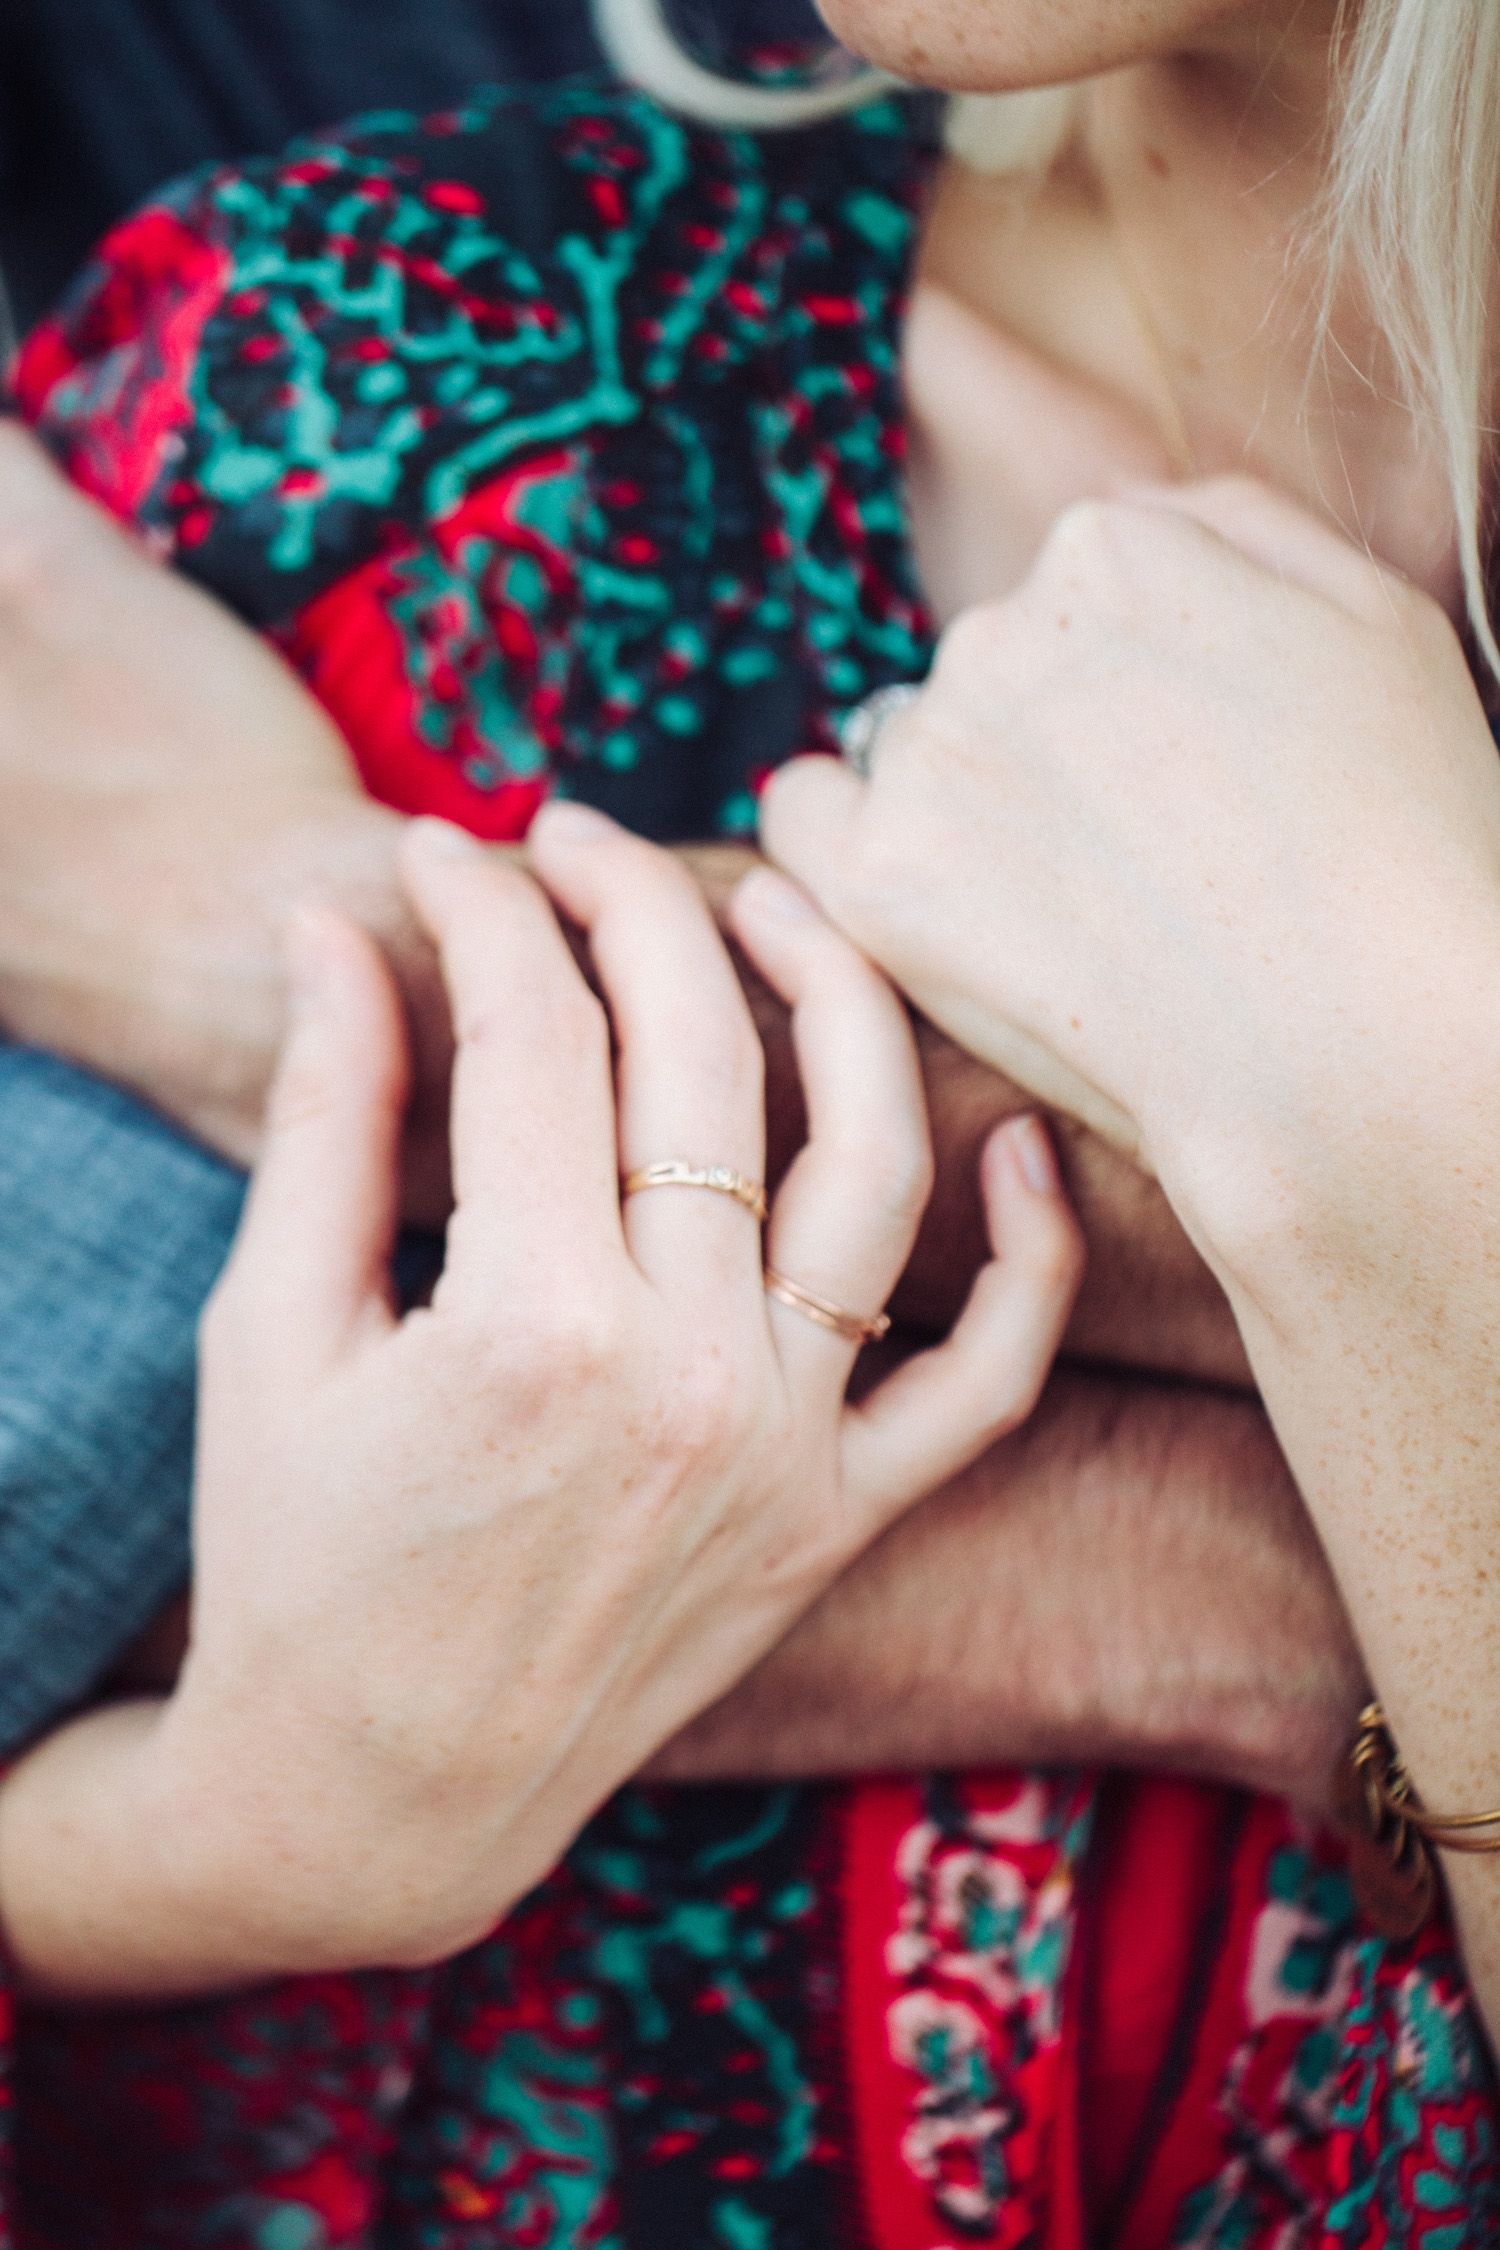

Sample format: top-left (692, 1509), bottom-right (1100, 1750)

top-left (29, 77), bottom-right (941, 838)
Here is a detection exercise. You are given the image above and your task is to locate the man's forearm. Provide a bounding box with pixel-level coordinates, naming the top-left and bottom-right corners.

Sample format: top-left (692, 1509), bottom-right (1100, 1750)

top-left (649, 1365), bottom-right (1365, 1812)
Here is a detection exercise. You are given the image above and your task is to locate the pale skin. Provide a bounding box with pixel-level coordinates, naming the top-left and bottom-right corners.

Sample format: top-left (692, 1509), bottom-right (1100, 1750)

top-left (0, 811), bottom-right (1085, 2000)
top-left (764, 0), bottom-right (1500, 2047)
top-left (0, 0), bottom-right (1408, 1987)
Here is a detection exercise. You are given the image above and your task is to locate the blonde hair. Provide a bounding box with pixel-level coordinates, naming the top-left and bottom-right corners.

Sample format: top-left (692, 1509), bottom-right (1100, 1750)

top-left (592, 0), bottom-right (1500, 681)
top-left (1326, 0), bottom-right (1500, 678)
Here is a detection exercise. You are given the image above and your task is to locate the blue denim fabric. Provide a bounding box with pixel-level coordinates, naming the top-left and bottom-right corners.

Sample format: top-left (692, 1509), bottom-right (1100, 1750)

top-left (0, 1045), bottom-right (244, 1754)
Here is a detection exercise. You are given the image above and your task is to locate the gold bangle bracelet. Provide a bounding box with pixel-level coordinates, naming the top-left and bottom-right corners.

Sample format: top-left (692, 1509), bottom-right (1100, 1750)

top-left (1337, 1702), bottom-right (1500, 1938)
top-left (1353, 1703), bottom-right (1500, 1850)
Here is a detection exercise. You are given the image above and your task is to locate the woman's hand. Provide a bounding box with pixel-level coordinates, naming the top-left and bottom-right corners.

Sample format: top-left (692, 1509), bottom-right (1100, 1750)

top-left (766, 479), bottom-right (1500, 2045)
top-left (761, 477), bottom-right (1500, 1235)
top-left (0, 804), bottom-right (1080, 2001)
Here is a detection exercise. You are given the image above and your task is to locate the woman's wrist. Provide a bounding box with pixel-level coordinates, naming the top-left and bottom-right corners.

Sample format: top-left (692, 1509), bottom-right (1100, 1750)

top-left (1151, 956), bottom-right (1500, 1333)
top-left (0, 1683), bottom-right (535, 2002)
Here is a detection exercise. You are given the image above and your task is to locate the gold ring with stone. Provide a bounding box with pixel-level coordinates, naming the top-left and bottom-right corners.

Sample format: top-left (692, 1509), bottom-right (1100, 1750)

top-left (621, 1160), bottom-right (768, 1223)
top-left (837, 682), bottom-right (922, 780)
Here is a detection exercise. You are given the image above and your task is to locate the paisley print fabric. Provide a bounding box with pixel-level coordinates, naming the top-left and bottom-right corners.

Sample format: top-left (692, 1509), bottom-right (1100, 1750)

top-left (5, 72), bottom-right (1500, 2248)
top-left (16, 78), bottom-right (938, 839)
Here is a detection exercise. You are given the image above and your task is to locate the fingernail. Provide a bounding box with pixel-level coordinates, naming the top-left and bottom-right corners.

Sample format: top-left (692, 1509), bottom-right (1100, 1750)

top-left (536, 800), bottom-right (619, 844)
top-left (408, 815), bottom-right (483, 859)
top-left (736, 866), bottom-right (819, 921)
top-left (1005, 1114), bottom-right (1060, 1196)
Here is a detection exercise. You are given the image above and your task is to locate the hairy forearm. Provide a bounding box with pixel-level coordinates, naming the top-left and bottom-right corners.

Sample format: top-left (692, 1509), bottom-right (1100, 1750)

top-left (650, 1364), bottom-right (1364, 1812)
top-left (120, 1369), bottom-right (1354, 1811)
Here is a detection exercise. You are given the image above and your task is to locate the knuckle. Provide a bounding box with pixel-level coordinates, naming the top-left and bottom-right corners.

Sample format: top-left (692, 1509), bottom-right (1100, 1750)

top-left (823, 792), bottom-right (927, 931)
top-left (443, 1288), bottom-right (628, 1411)
top-left (1032, 496), bottom-right (1149, 603)
top-left (1039, 494), bottom-right (1114, 566)
top-left (267, 1050), bottom-right (342, 1138)
top-left (930, 596), bottom-right (1016, 690)
top-left (465, 979), bottom-right (609, 1070)
top-left (842, 1121), bottom-right (934, 1226)
top-left (1025, 1212), bottom-right (1088, 1299)
top-left (531, 1291), bottom-right (626, 1388)
top-left (681, 1006), bottom-right (763, 1110)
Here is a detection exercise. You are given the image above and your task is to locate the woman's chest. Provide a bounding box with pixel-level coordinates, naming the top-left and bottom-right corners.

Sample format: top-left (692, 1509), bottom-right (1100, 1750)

top-left (901, 156), bottom-right (1465, 630)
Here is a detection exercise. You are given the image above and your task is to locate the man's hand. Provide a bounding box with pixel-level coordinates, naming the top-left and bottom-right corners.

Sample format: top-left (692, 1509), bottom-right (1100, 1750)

top-left (0, 422), bottom-right (454, 1207)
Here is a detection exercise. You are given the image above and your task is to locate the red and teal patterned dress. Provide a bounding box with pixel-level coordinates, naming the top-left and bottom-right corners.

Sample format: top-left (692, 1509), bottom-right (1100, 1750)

top-left (4, 76), bottom-right (1498, 2249)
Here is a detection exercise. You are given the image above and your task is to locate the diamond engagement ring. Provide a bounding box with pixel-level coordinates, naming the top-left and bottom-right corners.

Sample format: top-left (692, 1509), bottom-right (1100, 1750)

top-left (837, 682), bottom-right (922, 780)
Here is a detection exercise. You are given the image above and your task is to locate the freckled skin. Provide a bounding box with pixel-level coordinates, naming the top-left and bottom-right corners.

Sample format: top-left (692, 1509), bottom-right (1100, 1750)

top-left (813, 0), bottom-right (1288, 91)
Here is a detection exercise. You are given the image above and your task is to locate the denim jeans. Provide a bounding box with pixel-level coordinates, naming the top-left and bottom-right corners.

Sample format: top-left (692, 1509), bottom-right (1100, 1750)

top-left (0, 1045), bottom-right (244, 1754)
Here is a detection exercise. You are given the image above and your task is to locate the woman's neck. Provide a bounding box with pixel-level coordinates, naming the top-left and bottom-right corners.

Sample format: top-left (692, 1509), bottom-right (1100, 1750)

top-left (907, 8), bottom-right (1464, 622)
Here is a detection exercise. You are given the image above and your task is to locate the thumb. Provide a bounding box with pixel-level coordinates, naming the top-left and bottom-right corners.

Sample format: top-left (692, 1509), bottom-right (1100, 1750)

top-left (757, 753), bottom-right (868, 912)
top-left (213, 907), bottom-right (406, 1379)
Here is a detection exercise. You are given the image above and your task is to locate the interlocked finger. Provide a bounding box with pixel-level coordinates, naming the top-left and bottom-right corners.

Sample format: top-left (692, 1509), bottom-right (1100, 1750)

top-left (529, 803), bottom-right (767, 1299)
top-left (400, 820), bottom-right (624, 1303)
top-left (730, 867), bottom-right (930, 1407)
top-left (842, 1116), bottom-right (1084, 1530)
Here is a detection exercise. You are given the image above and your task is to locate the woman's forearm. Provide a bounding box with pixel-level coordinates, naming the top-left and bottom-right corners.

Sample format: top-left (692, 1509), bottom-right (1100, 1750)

top-left (651, 1364), bottom-right (1362, 1806)
top-left (0, 1698), bottom-right (349, 2002)
top-left (1197, 1066), bottom-right (1500, 2052)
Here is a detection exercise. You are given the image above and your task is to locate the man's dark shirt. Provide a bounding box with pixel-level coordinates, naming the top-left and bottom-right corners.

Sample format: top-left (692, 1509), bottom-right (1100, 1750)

top-left (0, 0), bottom-right (822, 330)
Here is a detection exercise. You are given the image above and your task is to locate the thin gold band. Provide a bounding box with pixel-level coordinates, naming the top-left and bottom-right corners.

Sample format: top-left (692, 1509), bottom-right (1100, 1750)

top-left (764, 1267), bottom-right (891, 1347)
top-left (621, 1160), bottom-right (768, 1224)
top-left (1352, 1702), bottom-right (1500, 1853)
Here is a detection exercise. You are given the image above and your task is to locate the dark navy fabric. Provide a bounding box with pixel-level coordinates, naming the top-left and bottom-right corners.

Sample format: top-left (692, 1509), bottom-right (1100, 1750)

top-left (0, 1047), bottom-right (244, 1751)
top-left (0, 0), bottom-right (826, 330)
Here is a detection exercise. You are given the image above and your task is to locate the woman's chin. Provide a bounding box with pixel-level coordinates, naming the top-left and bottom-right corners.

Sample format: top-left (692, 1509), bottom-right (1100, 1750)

top-left (810, 0), bottom-right (1261, 96)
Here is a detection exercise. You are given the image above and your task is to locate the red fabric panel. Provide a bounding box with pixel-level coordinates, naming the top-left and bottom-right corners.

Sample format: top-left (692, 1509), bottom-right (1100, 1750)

top-left (1080, 1774), bottom-right (1231, 2225)
top-left (279, 452), bottom-right (583, 839)
top-left (840, 1778), bottom-right (946, 2250)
